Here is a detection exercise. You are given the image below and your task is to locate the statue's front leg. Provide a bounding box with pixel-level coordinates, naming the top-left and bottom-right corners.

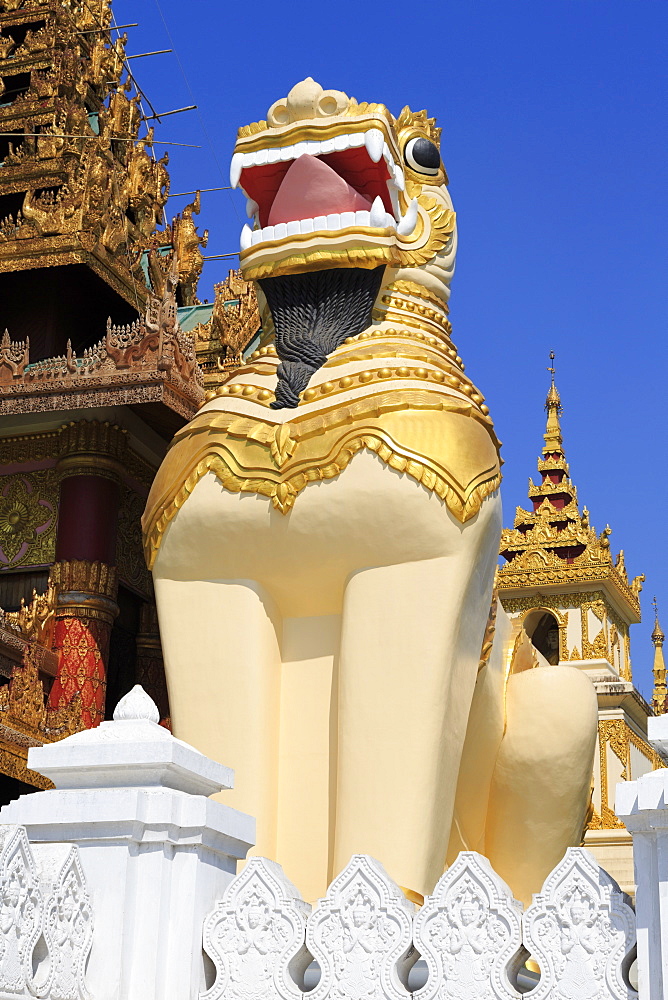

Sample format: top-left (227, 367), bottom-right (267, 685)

top-left (332, 554), bottom-right (492, 901)
top-left (153, 576), bottom-right (282, 857)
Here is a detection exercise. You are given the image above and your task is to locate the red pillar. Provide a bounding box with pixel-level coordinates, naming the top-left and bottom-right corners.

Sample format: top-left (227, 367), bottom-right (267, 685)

top-left (47, 421), bottom-right (126, 727)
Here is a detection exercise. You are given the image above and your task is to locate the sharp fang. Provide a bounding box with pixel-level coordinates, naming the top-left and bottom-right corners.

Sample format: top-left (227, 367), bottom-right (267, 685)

top-left (394, 164), bottom-right (405, 191)
top-left (397, 197), bottom-right (418, 236)
top-left (230, 152), bottom-right (243, 189)
top-left (240, 224), bottom-right (253, 251)
top-left (370, 196), bottom-right (386, 228)
top-left (365, 128), bottom-right (384, 164)
top-left (245, 197), bottom-right (259, 219)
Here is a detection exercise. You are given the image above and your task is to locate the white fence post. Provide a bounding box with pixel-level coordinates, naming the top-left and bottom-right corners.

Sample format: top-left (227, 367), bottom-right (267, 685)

top-left (0, 686), bottom-right (255, 1000)
top-left (413, 850), bottom-right (523, 1000)
top-left (201, 856), bottom-right (310, 1000)
top-left (306, 855), bottom-right (414, 1000)
top-left (522, 846), bottom-right (637, 1000)
top-left (616, 714), bottom-right (668, 1000)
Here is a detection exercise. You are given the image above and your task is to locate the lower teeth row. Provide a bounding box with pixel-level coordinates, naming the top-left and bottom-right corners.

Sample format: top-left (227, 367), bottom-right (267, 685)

top-left (240, 209), bottom-right (397, 250)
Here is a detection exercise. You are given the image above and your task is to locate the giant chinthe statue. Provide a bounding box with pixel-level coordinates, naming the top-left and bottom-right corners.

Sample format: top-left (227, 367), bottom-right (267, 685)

top-left (143, 79), bottom-right (597, 905)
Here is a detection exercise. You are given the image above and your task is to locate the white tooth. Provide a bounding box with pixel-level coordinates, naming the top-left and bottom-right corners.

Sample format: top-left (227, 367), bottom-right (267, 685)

top-left (313, 215), bottom-right (327, 230)
top-left (300, 218), bottom-right (314, 233)
top-left (240, 224), bottom-right (253, 250)
top-left (364, 128), bottom-right (384, 163)
top-left (370, 195), bottom-right (386, 227)
top-left (229, 152), bottom-right (243, 188)
top-left (293, 142), bottom-right (307, 158)
top-left (326, 213), bottom-right (341, 230)
top-left (273, 223), bottom-right (287, 240)
top-left (245, 197), bottom-right (259, 218)
top-left (334, 134), bottom-right (350, 152)
top-left (305, 141), bottom-right (320, 155)
top-left (386, 180), bottom-right (400, 218)
top-left (251, 228), bottom-right (264, 245)
top-left (394, 164), bottom-right (405, 191)
top-left (286, 220), bottom-right (300, 237)
top-left (267, 147), bottom-right (281, 163)
top-left (355, 210), bottom-right (370, 226)
top-left (280, 145), bottom-right (294, 161)
top-left (254, 148), bottom-right (268, 166)
top-left (384, 213), bottom-right (396, 229)
top-left (382, 143), bottom-right (393, 168)
top-left (262, 225), bottom-right (275, 241)
top-left (320, 139), bottom-right (335, 154)
top-left (397, 197), bottom-right (418, 236)
top-left (242, 151), bottom-right (256, 167)
top-left (340, 211), bottom-right (355, 228)
top-left (349, 132), bottom-right (365, 147)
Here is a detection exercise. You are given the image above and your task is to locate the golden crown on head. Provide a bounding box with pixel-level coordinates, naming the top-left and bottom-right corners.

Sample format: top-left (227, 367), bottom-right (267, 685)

top-left (395, 107), bottom-right (442, 147)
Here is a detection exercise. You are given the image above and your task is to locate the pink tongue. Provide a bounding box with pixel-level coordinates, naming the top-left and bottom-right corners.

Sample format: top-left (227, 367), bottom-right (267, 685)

top-left (268, 154), bottom-right (371, 226)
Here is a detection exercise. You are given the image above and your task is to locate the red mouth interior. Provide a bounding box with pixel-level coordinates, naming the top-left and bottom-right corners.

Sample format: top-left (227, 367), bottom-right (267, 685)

top-left (240, 147), bottom-right (393, 228)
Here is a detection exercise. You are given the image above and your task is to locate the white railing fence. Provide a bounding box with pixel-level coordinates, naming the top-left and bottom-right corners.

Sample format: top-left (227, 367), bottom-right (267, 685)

top-left (0, 686), bottom-right (664, 1000)
top-left (200, 849), bottom-right (637, 1000)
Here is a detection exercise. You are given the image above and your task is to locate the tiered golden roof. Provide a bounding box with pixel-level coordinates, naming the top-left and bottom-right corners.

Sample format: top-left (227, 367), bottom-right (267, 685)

top-left (0, 0), bottom-right (169, 301)
top-left (498, 365), bottom-right (644, 621)
top-left (192, 269), bottom-right (261, 388)
top-left (0, 0), bottom-right (207, 420)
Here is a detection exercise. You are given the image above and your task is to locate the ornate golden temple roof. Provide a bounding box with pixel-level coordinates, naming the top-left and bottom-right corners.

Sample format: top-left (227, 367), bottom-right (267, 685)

top-left (191, 269), bottom-right (261, 389)
top-left (498, 358), bottom-right (644, 622)
top-left (0, 0), bottom-right (167, 301)
top-left (0, 0), bottom-right (208, 423)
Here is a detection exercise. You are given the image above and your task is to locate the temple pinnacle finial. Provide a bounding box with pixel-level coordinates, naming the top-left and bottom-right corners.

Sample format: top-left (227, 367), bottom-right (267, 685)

top-left (652, 597), bottom-right (665, 645)
top-left (652, 596), bottom-right (667, 714)
top-left (543, 351), bottom-right (563, 453)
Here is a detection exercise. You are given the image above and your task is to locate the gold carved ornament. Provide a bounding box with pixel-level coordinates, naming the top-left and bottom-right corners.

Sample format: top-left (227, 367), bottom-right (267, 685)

top-left (0, 470), bottom-right (58, 570)
top-left (143, 388), bottom-right (502, 569)
top-left (5, 577), bottom-right (57, 646)
top-left (194, 270), bottom-right (261, 384)
top-left (591, 719), bottom-right (664, 832)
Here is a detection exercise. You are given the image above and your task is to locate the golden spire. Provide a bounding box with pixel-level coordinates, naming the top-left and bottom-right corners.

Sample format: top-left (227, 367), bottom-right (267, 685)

top-left (652, 597), bottom-right (667, 715)
top-left (543, 351), bottom-right (563, 454)
top-left (499, 354), bottom-right (645, 631)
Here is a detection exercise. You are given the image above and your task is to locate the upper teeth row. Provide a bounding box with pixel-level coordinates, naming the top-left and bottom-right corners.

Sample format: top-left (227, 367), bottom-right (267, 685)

top-left (239, 196), bottom-right (419, 251)
top-left (230, 129), bottom-right (404, 191)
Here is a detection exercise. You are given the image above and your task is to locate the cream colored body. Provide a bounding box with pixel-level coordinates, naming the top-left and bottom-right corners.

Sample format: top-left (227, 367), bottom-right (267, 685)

top-left (153, 421), bottom-right (596, 905)
top-left (155, 445), bottom-right (500, 901)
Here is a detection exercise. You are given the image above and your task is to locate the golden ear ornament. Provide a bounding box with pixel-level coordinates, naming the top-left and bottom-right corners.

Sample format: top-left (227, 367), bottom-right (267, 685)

top-left (395, 106), bottom-right (442, 147)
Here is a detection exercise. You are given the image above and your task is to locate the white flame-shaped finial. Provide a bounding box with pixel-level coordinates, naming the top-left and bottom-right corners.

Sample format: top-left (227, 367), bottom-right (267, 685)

top-left (113, 685), bottom-right (160, 725)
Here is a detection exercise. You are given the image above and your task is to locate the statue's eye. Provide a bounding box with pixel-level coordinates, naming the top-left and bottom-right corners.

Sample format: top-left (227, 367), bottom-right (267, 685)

top-left (404, 136), bottom-right (441, 176)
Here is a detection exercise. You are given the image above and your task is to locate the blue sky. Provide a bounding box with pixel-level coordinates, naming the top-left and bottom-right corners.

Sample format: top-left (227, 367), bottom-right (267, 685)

top-left (114, 0), bottom-right (667, 700)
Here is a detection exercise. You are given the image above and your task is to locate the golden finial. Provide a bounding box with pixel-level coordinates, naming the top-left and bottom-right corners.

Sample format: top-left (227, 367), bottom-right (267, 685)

top-left (545, 351), bottom-right (562, 415)
top-left (652, 595), bottom-right (667, 714)
top-left (543, 351), bottom-right (563, 452)
top-left (652, 596), bottom-right (665, 645)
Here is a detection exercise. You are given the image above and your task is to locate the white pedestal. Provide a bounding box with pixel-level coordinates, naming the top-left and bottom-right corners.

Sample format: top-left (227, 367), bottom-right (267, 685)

top-left (616, 713), bottom-right (668, 1000)
top-left (0, 686), bottom-right (255, 1000)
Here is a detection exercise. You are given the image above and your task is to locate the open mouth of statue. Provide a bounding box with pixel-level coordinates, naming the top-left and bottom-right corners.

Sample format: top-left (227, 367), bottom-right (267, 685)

top-left (230, 129), bottom-right (415, 253)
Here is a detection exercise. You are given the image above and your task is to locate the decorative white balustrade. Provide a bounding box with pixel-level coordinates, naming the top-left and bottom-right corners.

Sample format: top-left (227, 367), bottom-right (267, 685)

top-left (200, 850), bottom-right (637, 1000)
top-left (0, 686), bottom-right (662, 999)
top-left (0, 825), bottom-right (92, 1000)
